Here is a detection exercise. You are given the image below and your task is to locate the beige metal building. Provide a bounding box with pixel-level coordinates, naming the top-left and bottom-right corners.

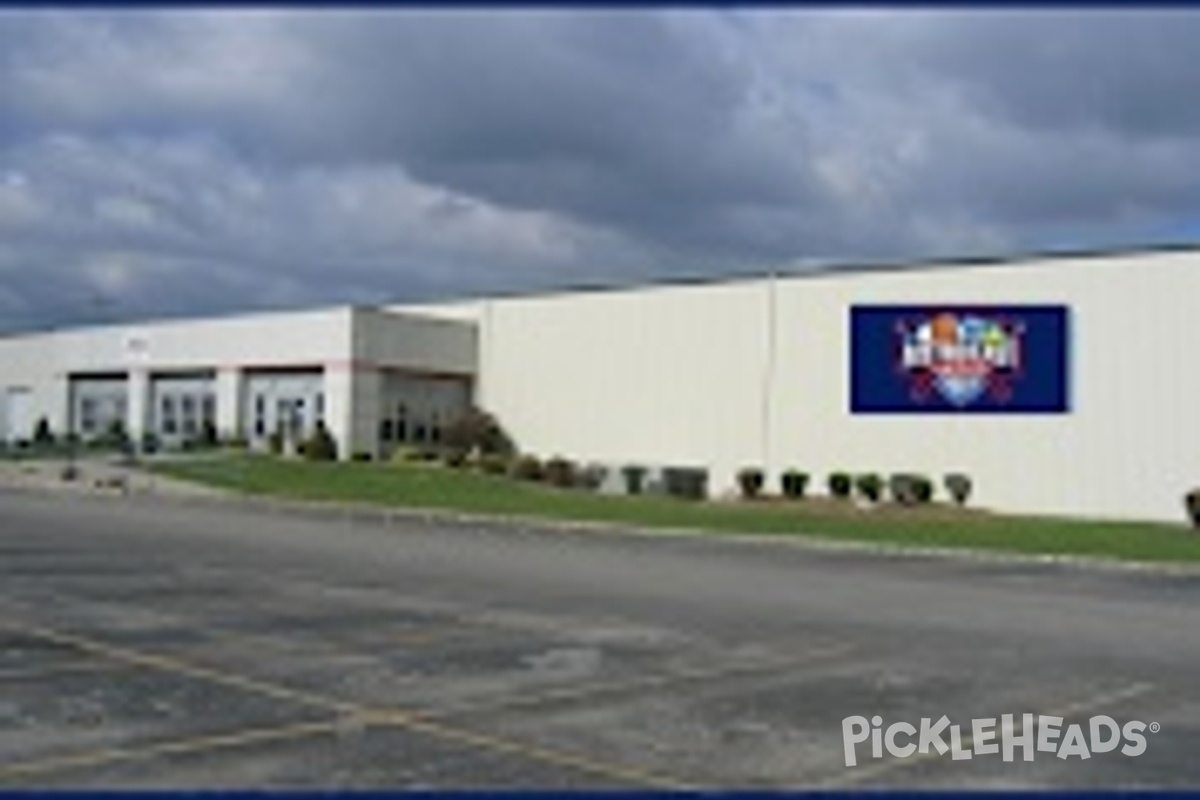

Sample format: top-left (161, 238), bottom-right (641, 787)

top-left (2, 245), bottom-right (1196, 521)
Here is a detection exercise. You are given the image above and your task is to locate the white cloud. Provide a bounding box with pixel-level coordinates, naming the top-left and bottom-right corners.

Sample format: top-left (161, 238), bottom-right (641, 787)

top-left (3, 9), bottom-right (1200, 329)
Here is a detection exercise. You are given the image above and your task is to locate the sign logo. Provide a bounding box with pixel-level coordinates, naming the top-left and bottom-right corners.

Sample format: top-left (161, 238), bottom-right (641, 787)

top-left (850, 305), bottom-right (1069, 414)
top-left (898, 312), bottom-right (1022, 407)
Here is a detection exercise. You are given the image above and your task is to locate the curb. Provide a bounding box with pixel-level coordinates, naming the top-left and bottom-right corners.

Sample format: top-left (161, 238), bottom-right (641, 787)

top-left (5, 474), bottom-right (1200, 578)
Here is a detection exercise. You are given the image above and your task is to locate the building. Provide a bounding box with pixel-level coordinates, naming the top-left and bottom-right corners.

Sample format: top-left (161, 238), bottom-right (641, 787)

top-left (2, 245), bottom-right (1197, 522)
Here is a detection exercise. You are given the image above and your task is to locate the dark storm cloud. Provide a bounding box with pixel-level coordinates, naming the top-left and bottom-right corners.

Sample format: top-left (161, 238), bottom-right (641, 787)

top-left (3, 9), bottom-right (1200, 329)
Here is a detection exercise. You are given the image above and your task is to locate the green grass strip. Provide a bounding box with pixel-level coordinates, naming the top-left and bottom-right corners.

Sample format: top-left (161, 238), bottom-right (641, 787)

top-left (148, 454), bottom-right (1200, 565)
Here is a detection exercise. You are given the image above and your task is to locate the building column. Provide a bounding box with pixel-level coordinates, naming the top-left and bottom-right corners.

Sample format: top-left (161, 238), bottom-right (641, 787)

top-left (127, 369), bottom-right (149, 444)
top-left (216, 367), bottom-right (243, 440)
top-left (322, 363), bottom-right (382, 460)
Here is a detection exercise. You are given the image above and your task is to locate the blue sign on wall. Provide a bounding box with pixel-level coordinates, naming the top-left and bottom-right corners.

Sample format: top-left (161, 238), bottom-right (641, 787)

top-left (850, 305), bottom-right (1071, 414)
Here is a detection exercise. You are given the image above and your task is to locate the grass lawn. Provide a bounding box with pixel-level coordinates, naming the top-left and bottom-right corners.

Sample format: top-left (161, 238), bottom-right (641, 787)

top-left (148, 453), bottom-right (1200, 565)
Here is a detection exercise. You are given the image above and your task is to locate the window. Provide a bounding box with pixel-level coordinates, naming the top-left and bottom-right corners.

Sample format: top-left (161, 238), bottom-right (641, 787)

top-left (201, 394), bottom-right (216, 428)
top-left (413, 422), bottom-right (427, 443)
top-left (79, 397), bottom-right (97, 435)
top-left (430, 413), bottom-right (441, 444)
top-left (161, 396), bottom-right (177, 435)
top-left (180, 395), bottom-right (196, 436)
top-left (380, 419), bottom-right (394, 442)
top-left (253, 395), bottom-right (266, 437)
top-left (314, 393), bottom-right (324, 425)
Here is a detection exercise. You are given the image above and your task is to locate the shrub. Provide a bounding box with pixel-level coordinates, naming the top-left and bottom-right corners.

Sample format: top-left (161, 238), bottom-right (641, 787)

top-left (200, 419), bottom-right (219, 448)
top-left (944, 473), bottom-right (973, 506)
top-left (854, 473), bottom-right (884, 504)
top-left (663, 467), bottom-right (708, 500)
top-left (478, 453), bottom-right (511, 476)
top-left (621, 465), bottom-right (647, 495)
top-left (91, 419), bottom-right (130, 452)
top-left (781, 470), bottom-right (810, 499)
top-left (543, 456), bottom-right (577, 488)
top-left (267, 429), bottom-right (284, 455)
top-left (575, 463), bottom-right (608, 491)
top-left (221, 435), bottom-right (248, 450)
top-left (140, 432), bottom-right (160, 455)
top-left (442, 449), bottom-right (469, 469)
top-left (890, 473), bottom-right (935, 506)
top-left (303, 422), bottom-right (338, 461)
top-left (737, 467), bottom-right (765, 499)
top-left (441, 407), bottom-right (516, 457)
top-left (510, 455), bottom-right (544, 482)
top-left (351, 451), bottom-right (373, 462)
top-left (1186, 489), bottom-right (1200, 530)
top-left (828, 472), bottom-right (853, 499)
top-left (33, 417), bottom-right (54, 447)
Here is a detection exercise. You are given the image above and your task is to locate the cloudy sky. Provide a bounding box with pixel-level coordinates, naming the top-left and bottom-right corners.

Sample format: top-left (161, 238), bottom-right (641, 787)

top-left (2, 9), bottom-right (1199, 331)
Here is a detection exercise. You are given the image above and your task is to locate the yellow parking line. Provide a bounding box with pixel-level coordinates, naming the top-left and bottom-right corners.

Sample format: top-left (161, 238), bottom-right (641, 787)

top-left (0, 619), bottom-right (693, 788)
top-left (375, 711), bottom-right (694, 789)
top-left (0, 718), bottom-right (347, 781)
top-left (3, 621), bottom-right (362, 715)
top-left (825, 680), bottom-right (1157, 788)
top-left (423, 643), bottom-right (855, 720)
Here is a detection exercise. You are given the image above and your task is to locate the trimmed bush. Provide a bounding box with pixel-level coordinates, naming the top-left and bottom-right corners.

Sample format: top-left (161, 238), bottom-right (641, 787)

top-left (575, 463), bottom-right (608, 491)
top-left (737, 468), bottom-right (765, 499)
top-left (663, 467), bottom-right (708, 500)
top-left (944, 473), bottom-right (973, 506)
top-left (442, 449), bottom-right (469, 469)
top-left (441, 407), bottom-right (516, 457)
top-left (511, 455), bottom-right (544, 482)
top-left (478, 453), bottom-right (511, 476)
top-left (854, 473), bottom-right (884, 504)
top-left (890, 473), bottom-right (935, 506)
top-left (140, 432), bottom-right (160, 455)
top-left (200, 419), bottom-right (219, 448)
top-left (828, 472), bottom-right (853, 500)
top-left (303, 422), bottom-right (338, 462)
top-left (267, 429), bottom-right (284, 456)
top-left (33, 417), bottom-right (55, 448)
top-left (621, 465), bottom-right (647, 495)
top-left (1186, 489), bottom-right (1200, 530)
top-left (543, 456), bottom-right (577, 488)
top-left (780, 470), bottom-right (810, 499)
top-left (351, 451), bottom-right (373, 462)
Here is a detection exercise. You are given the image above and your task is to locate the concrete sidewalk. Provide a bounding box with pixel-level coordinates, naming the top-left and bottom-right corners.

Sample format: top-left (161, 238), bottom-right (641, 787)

top-left (0, 457), bottom-right (227, 499)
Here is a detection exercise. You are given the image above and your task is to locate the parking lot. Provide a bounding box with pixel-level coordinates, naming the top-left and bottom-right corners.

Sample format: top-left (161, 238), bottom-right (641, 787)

top-left (1, 488), bottom-right (1199, 788)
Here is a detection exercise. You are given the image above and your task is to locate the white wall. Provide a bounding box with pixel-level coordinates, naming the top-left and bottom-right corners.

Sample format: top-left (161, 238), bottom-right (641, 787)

top-left (474, 251), bottom-right (1200, 521)
top-left (478, 281), bottom-right (771, 493)
top-left (0, 306), bottom-right (477, 458)
top-left (769, 251), bottom-right (1200, 521)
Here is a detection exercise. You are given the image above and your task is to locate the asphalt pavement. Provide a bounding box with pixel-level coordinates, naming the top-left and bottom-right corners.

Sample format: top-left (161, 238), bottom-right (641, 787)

top-left (1, 488), bottom-right (1198, 789)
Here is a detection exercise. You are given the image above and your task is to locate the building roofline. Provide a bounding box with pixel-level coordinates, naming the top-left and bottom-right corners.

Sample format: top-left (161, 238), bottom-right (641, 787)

top-left (390, 240), bottom-right (1200, 308)
top-left (5, 239), bottom-right (1199, 340)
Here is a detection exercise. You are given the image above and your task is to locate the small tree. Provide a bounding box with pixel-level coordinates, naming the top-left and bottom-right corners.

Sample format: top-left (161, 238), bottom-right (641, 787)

top-left (441, 407), bottom-right (516, 457)
top-left (828, 472), bottom-right (853, 500)
top-left (854, 473), bottom-right (884, 504)
top-left (891, 473), bottom-right (935, 506)
top-left (543, 456), bottom-right (577, 488)
top-left (510, 455), bottom-right (544, 482)
top-left (622, 465), bottom-right (647, 495)
top-left (1185, 489), bottom-right (1200, 530)
top-left (944, 473), bottom-right (973, 507)
top-left (33, 417), bottom-right (54, 448)
top-left (303, 421), bottom-right (338, 461)
top-left (737, 468), bottom-right (765, 499)
top-left (781, 470), bottom-right (810, 499)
